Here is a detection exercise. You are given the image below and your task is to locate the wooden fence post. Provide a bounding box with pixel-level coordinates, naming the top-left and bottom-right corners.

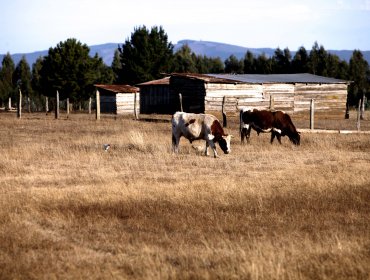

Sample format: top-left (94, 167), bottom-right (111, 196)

top-left (45, 96), bottom-right (49, 113)
top-left (88, 97), bottom-right (92, 114)
top-left (55, 90), bottom-right (60, 119)
top-left (179, 93), bottom-right (183, 112)
top-left (17, 89), bottom-right (22, 119)
top-left (8, 97), bottom-right (12, 110)
top-left (360, 93), bottom-right (365, 120)
top-left (310, 99), bottom-right (314, 130)
top-left (222, 96), bottom-right (227, 128)
top-left (96, 89), bottom-right (100, 120)
top-left (134, 92), bottom-right (138, 120)
top-left (66, 98), bottom-right (70, 118)
top-left (269, 95), bottom-right (274, 110)
top-left (357, 99), bottom-right (361, 131)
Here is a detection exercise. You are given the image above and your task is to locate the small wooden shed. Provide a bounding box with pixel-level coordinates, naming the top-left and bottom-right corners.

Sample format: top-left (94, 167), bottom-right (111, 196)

top-left (170, 73), bottom-right (350, 117)
top-left (95, 84), bottom-right (139, 115)
top-left (136, 77), bottom-right (172, 114)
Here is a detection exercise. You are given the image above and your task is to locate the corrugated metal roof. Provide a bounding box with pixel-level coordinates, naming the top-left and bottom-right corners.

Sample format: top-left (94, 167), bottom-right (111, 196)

top-left (95, 84), bottom-right (139, 93)
top-left (137, 77), bottom-right (170, 86)
top-left (208, 73), bottom-right (350, 84)
top-left (170, 73), bottom-right (241, 84)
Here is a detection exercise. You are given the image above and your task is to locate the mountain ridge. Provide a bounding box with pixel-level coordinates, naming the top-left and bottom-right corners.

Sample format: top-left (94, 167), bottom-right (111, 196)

top-left (1, 40), bottom-right (369, 68)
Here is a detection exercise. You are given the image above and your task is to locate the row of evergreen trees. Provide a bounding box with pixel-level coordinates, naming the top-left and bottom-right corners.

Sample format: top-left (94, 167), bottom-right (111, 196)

top-left (0, 25), bottom-right (369, 111)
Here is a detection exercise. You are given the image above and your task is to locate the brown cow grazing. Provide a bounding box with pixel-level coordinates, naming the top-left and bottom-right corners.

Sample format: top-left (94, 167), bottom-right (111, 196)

top-left (172, 112), bottom-right (232, 158)
top-left (240, 108), bottom-right (300, 145)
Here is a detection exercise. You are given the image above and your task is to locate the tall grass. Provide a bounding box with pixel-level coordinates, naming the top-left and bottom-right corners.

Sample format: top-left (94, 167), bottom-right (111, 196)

top-left (0, 112), bottom-right (369, 279)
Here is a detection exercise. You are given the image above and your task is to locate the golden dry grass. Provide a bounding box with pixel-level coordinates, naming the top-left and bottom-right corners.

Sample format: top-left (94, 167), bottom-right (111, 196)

top-left (0, 111), bottom-right (369, 279)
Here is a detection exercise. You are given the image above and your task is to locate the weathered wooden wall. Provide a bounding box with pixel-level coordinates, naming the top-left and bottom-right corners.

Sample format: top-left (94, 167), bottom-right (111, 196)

top-left (100, 93), bottom-right (140, 115)
top-left (140, 86), bottom-right (175, 114)
top-left (204, 82), bottom-right (348, 117)
top-left (294, 84), bottom-right (348, 116)
top-left (100, 94), bottom-right (116, 113)
top-left (205, 83), bottom-right (266, 112)
top-left (170, 76), bottom-right (205, 113)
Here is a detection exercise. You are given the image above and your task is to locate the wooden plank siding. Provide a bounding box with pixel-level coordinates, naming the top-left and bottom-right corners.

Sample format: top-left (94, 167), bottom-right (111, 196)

top-left (170, 76), bottom-right (206, 113)
top-left (100, 93), bottom-right (139, 115)
top-left (263, 84), bottom-right (295, 113)
top-left (205, 83), bottom-right (265, 112)
top-left (138, 77), bottom-right (176, 114)
top-left (95, 85), bottom-right (140, 116)
top-left (293, 83), bottom-right (348, 116)
top-left (166, 74), bottom-right (349, 118)
top-left (203, 82), bottom-right (347, 117)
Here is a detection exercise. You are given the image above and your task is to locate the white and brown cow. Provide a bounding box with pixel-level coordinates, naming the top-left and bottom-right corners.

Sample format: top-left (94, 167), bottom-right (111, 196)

top-left (172, 112), bottom-right (232, 158)
top-left (240, 108), bottom-right (300, 145)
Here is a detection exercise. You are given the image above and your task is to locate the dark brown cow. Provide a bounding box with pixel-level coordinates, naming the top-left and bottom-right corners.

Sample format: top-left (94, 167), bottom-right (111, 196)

top-left (240, 108), bottom-right (300, 145)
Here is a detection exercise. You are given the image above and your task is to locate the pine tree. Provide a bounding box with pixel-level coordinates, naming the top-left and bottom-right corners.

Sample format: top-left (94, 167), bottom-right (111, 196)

top-left (111, 49), bottom-right (122, 83)
top-left (172, 44), bottom-right (197, 73)
top-left (118, 26), bottom-right (174, 84)
top-left (40, 38), bottom-right (106, 103)
top-left (308, 42), bottom-right (329, 76)
top-left (196, 56), bottom-right (224, 74)
top-left (31, 57), bottom-right (46, 111)
top-left (13, 56), bottom-right (33, 96)
top-left (348, 50), bottom-right (369, 106)
top-left (255, 54), bottom-right (273, 74)
top-left (0, 53), bottom-right (15, 108)
top-left (31, 57), bottom-right (44, 96)
top-left (243, 51), bottom-right (256, 74)
top-left (224, 55), bottom-right (243, 74)
top-left (292, 47), bottom-right (309, 73)
top-left (272, 47), bottom-right (291, 73)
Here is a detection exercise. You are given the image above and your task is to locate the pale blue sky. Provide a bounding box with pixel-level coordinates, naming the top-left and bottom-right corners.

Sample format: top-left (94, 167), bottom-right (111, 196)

top-left (1, 0), bottom-right (369, 54)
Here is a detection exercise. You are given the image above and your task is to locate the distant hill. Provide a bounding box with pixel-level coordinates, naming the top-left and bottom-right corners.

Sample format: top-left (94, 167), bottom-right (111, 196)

top-left (174, 40), bottom-right (276, 61)
top-left (175, 40), bottom-right (370, 64)
top-left (1, 40), bottom-right (369, 68)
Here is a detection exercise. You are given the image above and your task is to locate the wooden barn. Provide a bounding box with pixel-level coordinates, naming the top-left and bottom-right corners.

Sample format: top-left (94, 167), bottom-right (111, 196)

top-left (95, 84), bottom-right (139, 115)
top-left (169, 73), bottom-right (351, 117)
top-left (136, 77), bottom-right (171, 114)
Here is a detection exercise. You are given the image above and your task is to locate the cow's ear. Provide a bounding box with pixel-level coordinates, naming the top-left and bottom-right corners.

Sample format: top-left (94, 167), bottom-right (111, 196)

top-left (208, 134), bottom-right (215, 140)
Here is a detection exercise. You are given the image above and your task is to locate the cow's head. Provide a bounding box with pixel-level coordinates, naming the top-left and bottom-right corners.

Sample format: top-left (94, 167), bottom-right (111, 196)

top-left (290, 131), bottom-right (301, 146)
top-left (214, 134), bottom-right (232, 154)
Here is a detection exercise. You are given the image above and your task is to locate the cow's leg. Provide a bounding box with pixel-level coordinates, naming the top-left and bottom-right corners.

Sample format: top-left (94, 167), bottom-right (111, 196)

top-left (241, 125), bottom-right (251, 144)
top-left (276, 134), bottom-right (282, 144)
top-left (241, 128), bottom-right (246, 144)
top-left (172, 134), bottom-right (180, 153)
top-left (271, 128), bottom-right (282, 144)
top-left (208, 140), bottom-right (219, 158)
top-left (204, 141), bottom-right (209, 156)
top-left (270, 132), bottom-right (275, 144)
top-left (246, 127), bottom-right (252, 143)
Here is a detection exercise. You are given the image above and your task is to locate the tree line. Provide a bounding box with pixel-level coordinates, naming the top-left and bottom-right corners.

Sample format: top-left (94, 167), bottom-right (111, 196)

top-left (0, 25), bottom-right (369, 111)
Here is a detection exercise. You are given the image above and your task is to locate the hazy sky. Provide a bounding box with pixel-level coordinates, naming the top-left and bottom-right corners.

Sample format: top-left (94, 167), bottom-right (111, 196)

top-left (1, 0), bottom-right (369, 54)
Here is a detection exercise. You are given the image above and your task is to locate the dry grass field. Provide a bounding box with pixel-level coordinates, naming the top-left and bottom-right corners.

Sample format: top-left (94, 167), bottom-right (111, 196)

top-left (0, 111), bottom-right (369, 279)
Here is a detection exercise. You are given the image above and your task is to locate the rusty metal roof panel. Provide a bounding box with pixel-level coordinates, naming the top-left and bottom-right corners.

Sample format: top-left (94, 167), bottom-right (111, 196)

top-left (95, 84), bottom-right (139, 93)
top-left (137, 77), bottom-right (170, 86)
top-left (208, 73), bottom-right (350, 84)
